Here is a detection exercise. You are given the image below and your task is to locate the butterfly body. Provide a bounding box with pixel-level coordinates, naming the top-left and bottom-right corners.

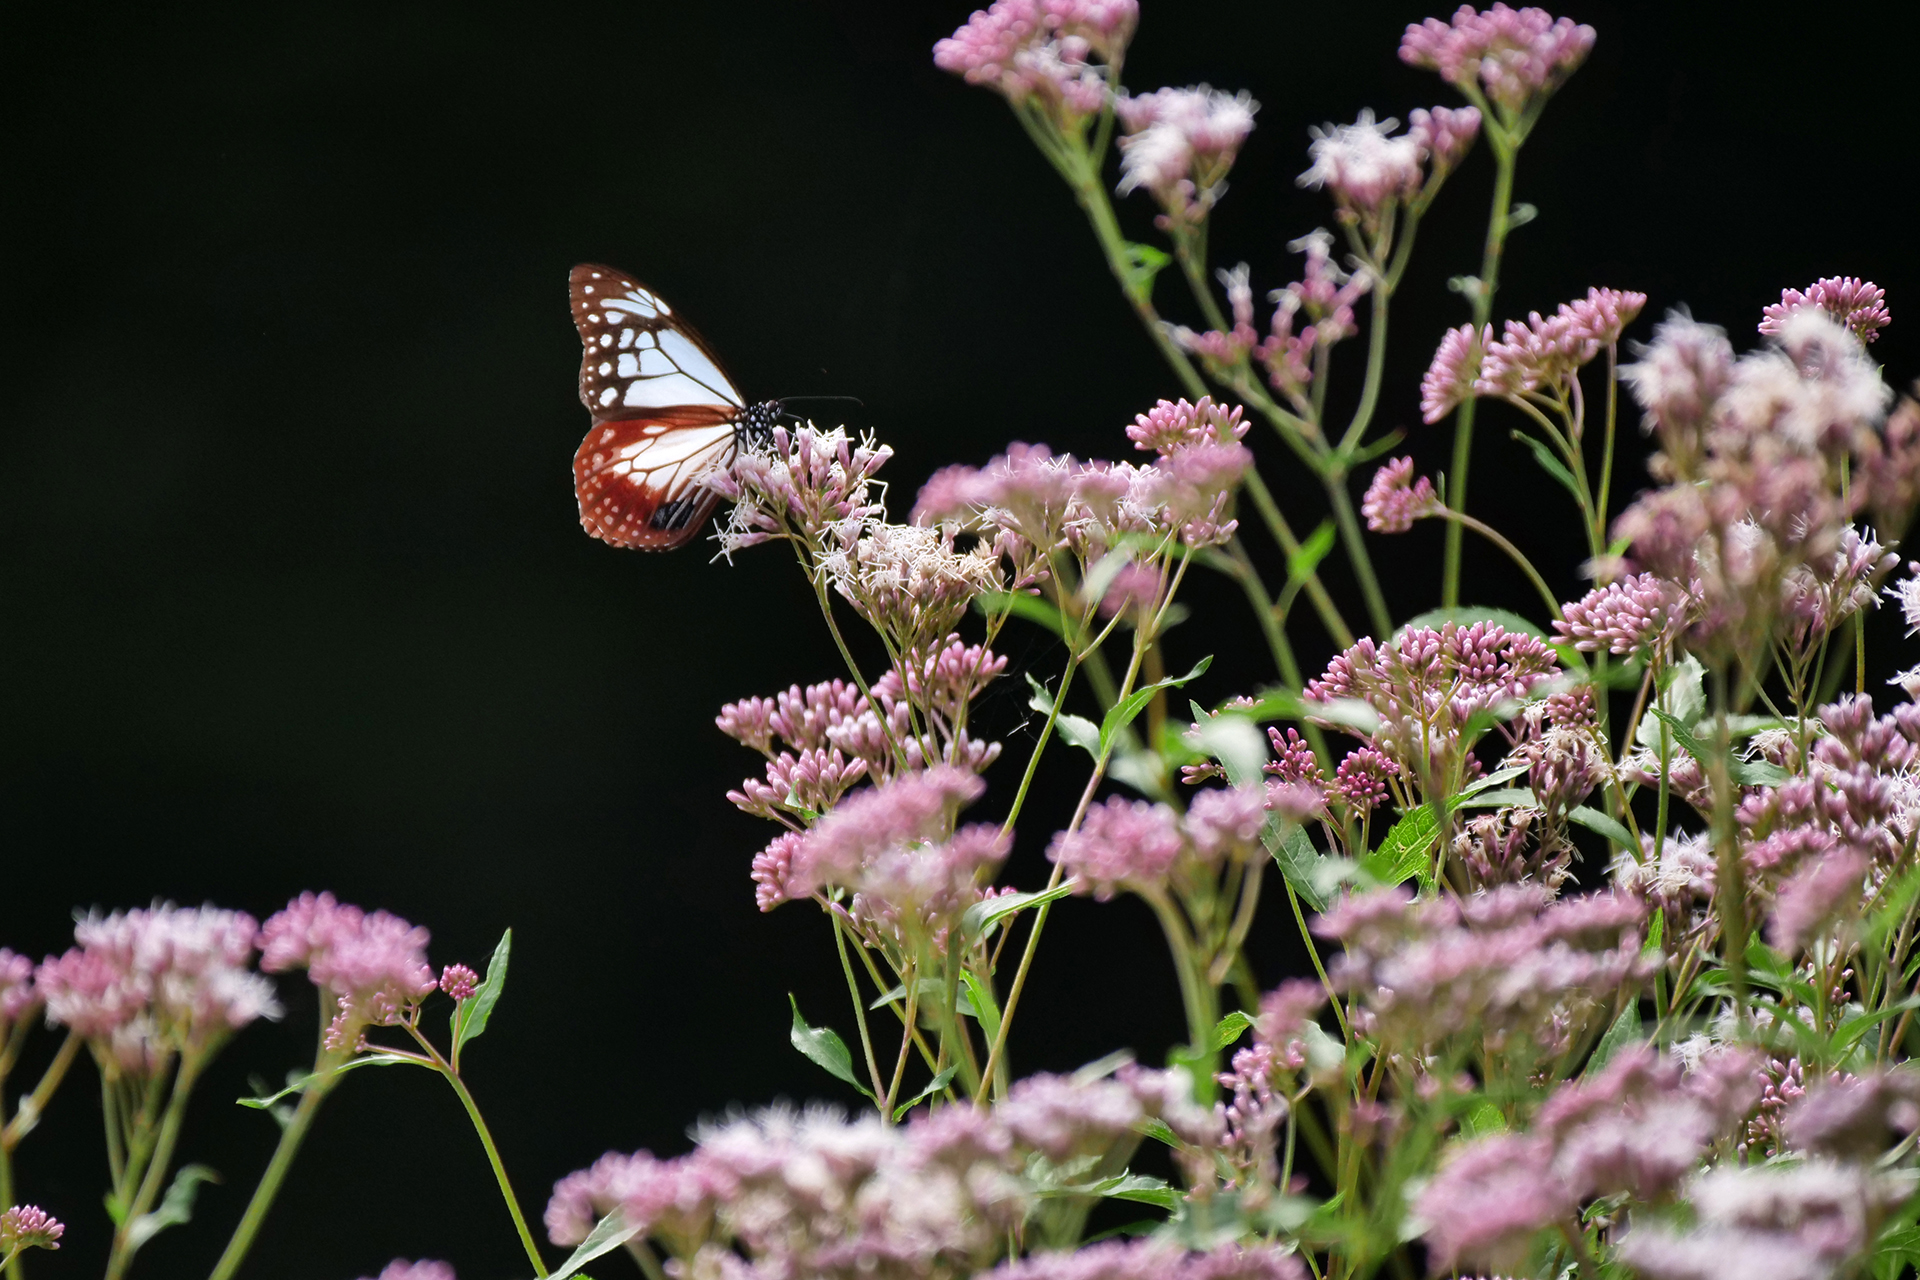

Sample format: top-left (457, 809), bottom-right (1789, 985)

top-left (568, 264), bottom-right (776, 550)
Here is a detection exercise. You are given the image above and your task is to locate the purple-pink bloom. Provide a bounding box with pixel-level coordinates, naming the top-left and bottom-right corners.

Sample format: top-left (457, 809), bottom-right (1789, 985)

top-left (1421, 322), bottom-right (1490, 423)
top-left (1407, 104), bottom-right (1483, 172)
top-left (1361, 457), bottom-right (1440, 533)
top-left (260, 893), bottom-right (435, 1048)
top-left (1186, 786), bottom-right (1268, 862)
top-left (1126, 397), bottom-right (1248, 456)
top-left (1400, 5), bottom-right (1596, 114)
top-left (361, 1263), bottom-right (455, 1280)
top-left (0, 948), bottom-right (38, 1026)
top-left (1298, 110), bottom-right (1422, 213)
top-left (0, 1205), bottom-right (63, 1253)
top-left (438, 964), bottom-right (478, 1002)
top-left (987, 1240), bottom-right (1305, 1280)
top-left (1050, 796), bottom-right (1186, 899)
top-left (1761, 276), bottom-right (1890, 345)
top-left (1115, 87), bottom-right (1257, 221)
top-left (1554, 571), bottom-right (1687, 656)
top-left (934, 0), bottom-right (1136, 127)
top-left (1768, 847), bottom-right (1871, 954)
top-left (1415, 1133), bottom-right (1568, 1272)
top-left (1476, 288), bottom-right (1646, 396)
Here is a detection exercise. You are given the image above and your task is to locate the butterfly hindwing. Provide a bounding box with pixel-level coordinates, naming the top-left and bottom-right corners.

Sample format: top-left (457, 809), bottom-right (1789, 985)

top-left (573, 406), bottom-right (739, 550)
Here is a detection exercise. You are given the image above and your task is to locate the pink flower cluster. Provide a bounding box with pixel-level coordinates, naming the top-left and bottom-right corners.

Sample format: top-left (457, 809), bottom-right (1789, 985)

top-left (1305, 621), bottom-right (1560, 785)
top-left (1473, 287), bottom-right (1647, 397)
top-left (359, 1263), bottom-right (455, 1280)
top-left (1127, 396), bottom-right (1247, 456)
top-left (916, 429), bottom-right (1250, 557)
top-left (0, 1205), bottom-right (63, 1254)
top-left (1116, 86), bottom-right (1258, 224)
top-left (1760, 276), bottom-right (1891, 345)
top-left (1, 947), bottom-right (38, 1028)
top-left (1360, 456), bottom-right (1440, 533)
top-left (1417, 1043), bottom-right (1760, 1271)
top-left (1050, 786), bottom-right (1269, 901)
top-left (36, 904), bottom-right (281, 1068)
top-left (1420, 321), bottom-right (1489, 423)
top-left (711, 424), bottom-right (892, 559)
top-left (1315, 884), bottom-right (1654, 1053)
top-left (1554, 571), bottom-right (1687, 656)
top-left (546, 1069), bottom-right (1203, 1278)
top-left (1399, 4), bottom-right (1596, 114)
top-left (1298, 110), bottom-right (1422, 214)
top-left (988, 1240), bottom-right (1305, 1280)
top-left (260, 893), bottom-right (436, 1051)
top-left (1178, 236), bottom-right (1371, 410)
top-left (934, 0), bottom-right (1137, 128)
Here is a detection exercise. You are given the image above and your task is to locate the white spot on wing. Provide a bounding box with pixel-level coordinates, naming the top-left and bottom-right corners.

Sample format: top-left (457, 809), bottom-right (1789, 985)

top-left (617, 329), bottom-right (634, 349)
top-left (598, 361), bottom-right (612, 375)
top-left (598, 386), bottom-right (618, 407)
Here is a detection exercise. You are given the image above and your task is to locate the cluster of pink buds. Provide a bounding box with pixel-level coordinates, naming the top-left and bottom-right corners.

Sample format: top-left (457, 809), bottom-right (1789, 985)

top-left (1761, 276), bottom-right (1891, 344)
top-left (1116, 85), bottom-right (1258, 226)
top-left (1360, 456), bottom-right (1441, 533)
top-left (0, 1205), bottom-right (64, 1256)
top-left (934, 0), bottom-right (1137, 131)
top-left (1400, 4), bottom-right (1596, 117)
top-left (260, 893), bottom-right (437, 1052)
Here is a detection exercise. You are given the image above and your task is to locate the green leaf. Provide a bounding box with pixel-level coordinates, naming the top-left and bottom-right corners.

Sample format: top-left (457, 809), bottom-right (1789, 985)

top-left (1036, 1172), bottom-right (1180, 1210)
top-left (788, 994), bottom-right (874, 1100)
top-left (1107, 749), bottom-right (1169, 798)
top-left (1102, 656), bottom-right (1214, 756)
top-left (1027, 672), bottom-right (1101, 757)
top-left (1458, 763), bottom-right (1529, 797)
top-left (962, 969), bottom-right (1004, 1049)
top-left (1266, 821), bottom-right (1328, 913)
top-left (1210, 1010), bottom-right (1256, 1052)
top-left (1569, 805), bottom-right (1638, 853)
top-left (1637, 656), bottom-right (1706, 753)
top-left (547, 1207), bottom-right (644, 1280)
top-left (1361, 805), bottom-right (1439, 889)
top-left (1083, 548), bottom-right (1138, 609)
top-left (1584, 1000), bottom-right (1643, 1077)
top-left (1454, 787), bottom-right (1537, 810)
top-left (454, 927), bottom-right (513, 1055)
top-left (1136, 1117), bottom-right (1179, 1147)
top-left (1509, 430), bottom-right (1583, 503)
top-left (1460, 1098), bottom-right (1507, 1137)
top-left (124, 1164), bottom-right (220, 1250)
top-left (1646, 708), bottom-right (1788, 786)
top-left (959, 882), bottom-right (1075, 937)
top-left (1508, 201), bottom-right (1539, 229)
top-left (237, 1052), bottom-right (422, 1108)
top-left (1122, 240), bottom-right (1172, 297)
top-left (1643, 908), bottom-right (1665, 957)
top-left (1186, 714), bottom-right (1268, 788)
top-left (893, 1065), bottom-right (961, 1120)
top-left (979, 589), bottom-right (1069, 637)
top-left (1869, 865), bottom-right (1920, 949)
top-left (1287, 521), bottom-right (1337, 584)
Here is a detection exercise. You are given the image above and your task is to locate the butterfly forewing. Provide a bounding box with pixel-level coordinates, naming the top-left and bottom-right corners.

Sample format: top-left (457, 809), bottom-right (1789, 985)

top-left (568, 264), bottom-right (748, 550)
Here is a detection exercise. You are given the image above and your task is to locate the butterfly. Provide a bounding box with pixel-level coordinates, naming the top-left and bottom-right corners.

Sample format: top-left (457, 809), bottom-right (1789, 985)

top-left (568, 264), bottom-right (780, 550)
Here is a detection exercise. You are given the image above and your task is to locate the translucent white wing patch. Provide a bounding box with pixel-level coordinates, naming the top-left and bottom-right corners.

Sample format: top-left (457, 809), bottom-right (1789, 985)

top-left (573, 416), bottom-right (739, 550)
top-left (571, 265), bottom-right (742, 416)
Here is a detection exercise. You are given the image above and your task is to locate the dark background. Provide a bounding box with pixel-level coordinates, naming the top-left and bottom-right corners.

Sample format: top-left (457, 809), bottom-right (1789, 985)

top-left (3, 2), bottom-right (1917, 1276)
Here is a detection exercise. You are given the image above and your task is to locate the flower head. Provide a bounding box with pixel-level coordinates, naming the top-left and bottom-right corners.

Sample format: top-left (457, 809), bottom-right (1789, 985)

top-left (1554, 572), bottom-right (1687, 656)
top-left (1476, 288), bottom-right (1646, 396)
top-left (1126, 397), bottom-right (1248, 456)
top-left (1400, 5), bottom-right (1596, 114)
top-left (1116, 87), bottom-right (1258, 223)
top-left (260, 893), bottom-right (435, 1050)
top-left (0, 1205), bottom-right (63, 1253)
top-left (0, 948), bottom-right (39, 1027)
top-left (934, 0), bottom-right (1136, 129)
top-left (1298, 111), bottom-right (1422, 214)
top-left (438, 964), bottom-right (478, 1002)
top-left (1361, 457), bottom-right (1440, 533)
top-left (1421, 322), bottom-right (1490, 423)
top-left (1050, 796), bottom-right (1186, 899)
top-left (1407, 104), bottom-right (1483, 173)
top-left (362, 1263), bottom-right (455, 1280)
top-left (1761, 276), bottom-right (1891, 345)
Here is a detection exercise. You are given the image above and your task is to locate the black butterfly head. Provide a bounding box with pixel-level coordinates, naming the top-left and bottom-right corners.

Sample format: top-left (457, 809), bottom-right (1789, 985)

top-left (740, 400), bottom-right (782, 451)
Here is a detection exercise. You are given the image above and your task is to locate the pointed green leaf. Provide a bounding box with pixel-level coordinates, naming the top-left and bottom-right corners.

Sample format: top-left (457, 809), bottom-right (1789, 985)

top-left (962, 969), bottom-right (1004, 1050)
top-left (237, 1052), bottom-right (423, 1108)
top-left (1186, 714), bottom-right (1268, 788)
top-left (1454, 787), bottom-right (1537, 810)
top-left (893, 1065), bottom-right (961, 1120)
top-left (1266, 821), bottom-right (1328, 912)
top-left (454, 927), bottom-right (513, 1054)
top-left (1460, 1098), bottom-right (1507, 1137)
top-left (1509, 430), bottom-right (1582, 503)
top-left (959, 882), bottom-right (1076, 937)
top-left (124, 1164), bottom-right (220, 1250)
top-left (788, 994), bottom-right (874, 1099)
top-left (1568, 805), bottom-right (1638, 853)
top-left (979, 590), bottom-right (1069, 637)
top-left (1101, 655), bottom-right (1214, 756)
top-left (1361, 805), bottom-right (1439, 889)
top-left (1584, 1000), bottom-right (1643, 1077)
top-left (1210, 1010), bottom-right (1255, 1052)
top-left (546, 1207), bottom-right (644, 1280)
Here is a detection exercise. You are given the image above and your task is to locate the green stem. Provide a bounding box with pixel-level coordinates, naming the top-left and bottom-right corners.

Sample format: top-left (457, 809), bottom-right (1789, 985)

top-left (830, 912), bottom-right (889, 1109)
top-left (206, 1067), bottom-right (342, 1280)
top-left (1708, 667), bottom-right (1747, 1019)
top-left (1432, 508), bottom-right (1564, 622)
top-left (1324, 474), bottom-right (1393, 637)
top-left (1442, 141), bottom-right (1518, 606)
top-left (439, 1067), bottom-right (548, 1277)
top-left (1241, 473), bottom-right (1353, 647)
top-left (107, 1054), bottom-right (206, 1280)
